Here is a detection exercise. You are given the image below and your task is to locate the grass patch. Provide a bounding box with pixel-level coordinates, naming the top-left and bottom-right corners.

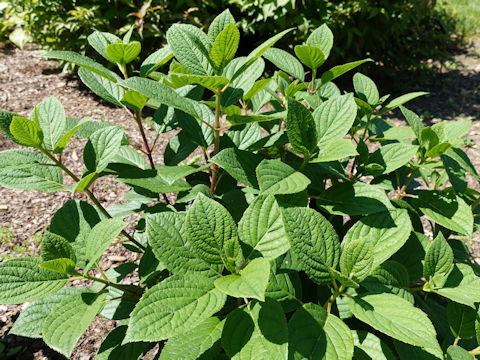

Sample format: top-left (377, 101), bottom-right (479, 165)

top-left (441, 0), bottom-right (480, 37)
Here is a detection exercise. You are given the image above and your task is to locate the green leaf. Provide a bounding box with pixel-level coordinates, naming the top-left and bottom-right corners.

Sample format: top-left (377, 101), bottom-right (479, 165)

top-left (226, 111), bottom-right (286, 125)
top-left (306, 24), bottom-right (334, 58)
top-left (10, 287), bottom-right (90, 338)
top-left (243, 78), bottom-right (273, 101)
top-left (78, 68), bottom-right (125, 107)
top-left (113, 146), bottom-right (146, 168)
top-left (84, 126), bottom-right (124, 172)
top-left (9, 115), bottom-right (43, 147)
top-left (394, 341), bottom-right (443, 360)
top-left (320, 59), bottom-right (373, 84)
top-left (36, 96), bottom-right (66, 150)
top-left (214, 258), bottom-right (270, 301)
top-left (352, 330), bottom-right (396, 360)
top-left (446, 346), bottom-right (474, 360)
top-left (316, 182), bottom-right (394, 216)
top-left (43, 292), bottom-right (107, 358)
top-left (157, 164), bottom-right (210, 185)
top-left (265, 270), bottom-right (302, 312)
top-left (210, 22), bottom-right (239, 70)
top-left (0, 109), bottom-right (21, 144)
top-left (96, 322), bottom-right (150, 360)
top-left (340, 239), bottom-right (374, 281)
top-left (116, 168), bottom-right (191, 194)
top-left (238, 194), bottom-right (290, 260)
top-left (147, 212), bottom-right (223, 276)
top-left (44, 51), bottom-right (120, 82)
top-left (380, 92), bottom-right (429, 115)
top-left (433, 264), bottom-right (480, 308)
top-left (256, 160), bottom-right (310, 195)
top-left (294, 45), bottom-right (325, 69)
top-left (263, 48), bottom-right (305, 81)
top-left (447, 302), bottom-right (476, 339)
top-left (313, 94), bottom-right (357, 148)
top-left (412, 190), bottom-right (473, 236)
top-left (281, 207), bottom-right (340, 285)
top-left (443, 148), bottom-right (480, 183)
top-left (39, 258), bottom-right (78, 275)
top-left (84, 218), bottom-right (126, 272)
top-left (367, 143), bottom-right (418, 175)
top-left (125, 276), bottom-right (226, 342)
top-left (223, 298), bottom-right (288, 360)
top-left (349, 293), bottom-right (440, 349)
top-left (0, 149), bottom-right (64, 191)
top-left (212, 148), bottom-right (263, 189)
top-left (288, 303), bottom-right (354, 360)
top-left (166, 24), bottom-right (213, 76)
top-left (400, 106), bottom-right (423, 138)
top-left (185, 193), bottom-right (243, 272)
top-left (0, 257), bottom-right (67, 304)
top-left (169, 73), bottom-right (229, 92)
top-left (353, 73), bottom-right (379, 105)
top-left (208, 9), bottom-right (235, 43)
top-left (106, 41), bottom-right (141, 65)
top-left (342, 209), bottom-right (412, 269)
top-left (442, 154), bottom-right (468, 194)
top-left (286, 97), bottom-right (317, 157)
top-left (53, 117), bottom-right (90, 154)
top-left (423, 233), bottom-right (454, 288)
top-left (140, 46), bottom-right (174, 77)
top-left (310, 139), bottom-right (358, 163)
top-left (87, 31), bottom-right (120, 62)
top-left (41, 231), bottom-right (76, 262)
top-left (226, 123), bottom-right (262, 150)
top-left (160, 317), bottom-right (224, 360)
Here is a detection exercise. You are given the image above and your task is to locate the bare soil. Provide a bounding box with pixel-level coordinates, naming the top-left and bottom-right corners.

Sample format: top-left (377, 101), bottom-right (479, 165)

top-left (0, 39), bottom-right (479, 359)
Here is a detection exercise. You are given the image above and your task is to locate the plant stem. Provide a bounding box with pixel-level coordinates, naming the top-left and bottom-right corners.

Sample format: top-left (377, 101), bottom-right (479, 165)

top-left (134, 109), bottom-right (155, 169)
top-left (324, 285), bottom-right (344, 314)
top-left (453, 336), bottom-right (460, 347)
top-left (469, 346), bottom-right (480, 355)
top-left (210, 90), bottom-right (222, 193)
top-left (396, 168), bottom-right (418, 200)
top-left (471, 197), bottom-right (480, 211)
top-left (83, 273), bottom-right (141, 298)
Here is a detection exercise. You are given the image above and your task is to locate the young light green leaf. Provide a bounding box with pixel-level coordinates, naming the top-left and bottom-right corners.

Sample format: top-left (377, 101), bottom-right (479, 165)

top-left (106, 41), bottom-right (141, 65)
top-left (294, 45), bottom-right (325, 70)
top-left (343, 209), bottom-right (412, 269)
top-left (214, 258), bottom-right (270, 301)
top-left (256, 160), bottom-right (310, 195)
top-left (313, 93), bottom-right (357, 148)
top-left (243, 78), bottom-right (273, 101)
top-left (44, 51), bottom-right (120, 82)
top-left (84, 126), bottom-right (124, 172)
top-left (447, 302), bottom-right (476, 339)
top-left (0, 257), bottom-right (68, 304)
top-left (286, 97), bottom-right (317, 157)
top-left (306, 23), bottom-right (334, 58)
top-left (36, 96), bottom-right (66, 150)
top-left (169, 73), bottom-right (229, 92)
top-left (352, 331), bottom-right (396, 360)
top-left (281, 207), bottom-right (340, 285)
top-left (320, 59), bottom-right (373, 84)
top-left (140, 46), bottom-right (174, 77)
top-left (353, 73), bottom-right (379, 105)
top-left (185, 193), bottom-right (243, 272)
top-left (288, 303), bottom-right (354, 360)
top-left (263, 48), bottom-right (305, 81)
top-left (160, 317), bottom-right (224, 360)
top-left (125, 276), bottom-right (226, 342)
top-left (210, 22), bottom-right (240, 70)
top-left (367, 143), bottom-right (418, 175)
top-left (43, 292), bottom-right (107, 358)
top-left (226, 111), bottom-right (286, 126)
top-left (41, 231), bottom-right (76, 263)
top-left (423, 233), bottom-right (454, 288)
top-left (147, 212), bottom-right (223, 276)
top-left (433, 264), bottom-right (480, 308)
top-left (212, 148), bottom-right (263, 189)
top-left (9, 116), bottom-right (43, 148)
top-left (349, 293), bottom-right (440, 349)
top-left (340, 239), bottom-right (374, 281)
top-left (238, 194), bottom-right (290, 260)
top-left (39, 258), bottom-right (77, 275)
top-left (53, 117), bottom-right (90, 154)
top-left (78, 67), bottom-right (125, 107)
top-left (379, 92), bottom-right (429, 115)
top-left (223, 298), bottom-right (288, 360)
top-left (310, 139), bottom-right (358, 163)
top-left (84, 218), bottom-right (126, 272)
top-left (208, 9), bottom-right (235, 44)
top-left (87, 31), bottom-right (120, 62)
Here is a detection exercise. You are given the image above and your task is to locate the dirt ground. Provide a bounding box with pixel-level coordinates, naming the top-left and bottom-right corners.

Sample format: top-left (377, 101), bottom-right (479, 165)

top-left (0, 39), bottom-right (479, 359)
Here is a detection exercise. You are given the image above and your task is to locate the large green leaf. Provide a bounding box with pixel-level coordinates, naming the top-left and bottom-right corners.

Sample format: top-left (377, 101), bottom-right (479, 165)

top-left (212, 148), bottom-right (263, 189)
top-left (349, 293), bottom-right (440, 349)
top-left (10, 287), bottom-right (89, 338)
top-left (223, 298), bottom-right (288, 360)
top-left (265, 270), bottom-right (302, 312)
top-left (78, 67), bottom-right (125, 107)
top-left (207, 9), bottom-right (235, 43)
top-left (147, 212), bottom-right (223, 276)
top-left (106, 41), bottom-right (141, 65)
top-left (412, 190), bottom-right (473, 236)
top-left (342, 209), bottom-right (411, 269)
top-left (447, 302), bottom-right (476, 339)
top-left (310, 139), bottom-right (358, 163)
top-left (185, 193), bottom-right (243, 272)
top-left (87, 31), bottom-right (120, 62)
top-left (238, 194), bottom-right (290, 260)
top-left (160, 317), bottom-right (224, 360)
top-left (353, 73), bottom-right (379, 105)
top-left (423, 233), bottom-right (454, 288)
top-left (313, 94), bottom-right (357, 148)
top-left (36, 96), bottom-right (66, 150)
top-left (44, 51), bottom-right (120, 82)
top-left (40, 231), bottom-right (76, 263)
top-left (210, 22), bottom-right (239, 70)
top-left (352, 331), bottom-right (396, 360)
top-left (214, 258), bottom-right (270, 301)
top-left (43, 292), bottom-right (107, 358)
top-left (256, 160), bottom-right (310, 195)
top-left (367, 143), bottom-right (418, 175)
top-left (306, 24), bottom-right (334, 58)
top-left (286, 97), bottom-right (317, 157)
top-left (124, 276), bottom-right (226, 342)
top-left (263, 48), bottom-right (305, 81)
top-left (294, 45), bottom-right (325, 70)
top-left (446, 346), bottom-right (474, 360)
top-left (84, 126), bottom-right (124, 172)
top-left (288, 303), bottom-right (354, 360)
top-left (166, 24), bottom-right (213, 76)
top-left (0, 258), bottom-right (67, 304)
top-left (379, 92), bottom-right (429, 115)
top-left (340, 239), bottom-right (374, 282)
top-left (9, 115), bottom-right (43, 148)
top-left (140, 46), bottom-right (174, 77)
top-left (96, 321), bottom-right (150, 360)
top-left (281, 207), bottom-right (340, 284)
top-left (433, 264), bottom-right (480, 307)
